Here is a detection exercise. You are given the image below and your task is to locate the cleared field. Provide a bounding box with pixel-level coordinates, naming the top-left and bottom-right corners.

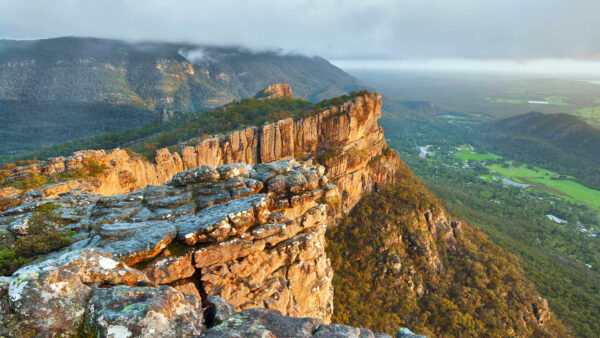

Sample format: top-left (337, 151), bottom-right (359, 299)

top-left (487, 163), bottom-right (600, 212)
top-left (454, 149), bottom-right (502, 161)
top-left (543, 96), bottom-right (570, 105)
top-left (574, 105), bottom-right (600, 128)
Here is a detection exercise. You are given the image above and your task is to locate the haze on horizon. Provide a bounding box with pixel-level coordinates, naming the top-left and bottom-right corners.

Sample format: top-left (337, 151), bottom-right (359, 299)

top-left (2, 0), bottom-right (600, 75)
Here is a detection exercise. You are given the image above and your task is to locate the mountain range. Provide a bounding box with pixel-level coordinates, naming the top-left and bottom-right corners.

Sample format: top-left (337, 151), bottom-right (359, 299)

top-left (0, 37), bottom-right (359, 154)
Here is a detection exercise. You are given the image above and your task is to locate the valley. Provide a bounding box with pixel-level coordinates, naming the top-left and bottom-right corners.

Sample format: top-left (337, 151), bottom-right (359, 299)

top-left (346, 69), bottom-right (600, 336)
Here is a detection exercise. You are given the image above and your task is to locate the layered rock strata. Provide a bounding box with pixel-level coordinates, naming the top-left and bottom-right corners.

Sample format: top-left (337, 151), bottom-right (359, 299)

top-left (2, 91), bottom-right (399, 215)
top-left (0, 159), bottom-right (340, 335)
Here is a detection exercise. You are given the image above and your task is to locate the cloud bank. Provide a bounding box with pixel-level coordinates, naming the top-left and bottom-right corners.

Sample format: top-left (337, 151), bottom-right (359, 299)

top-left (1, 0), bottom-right (599, 60)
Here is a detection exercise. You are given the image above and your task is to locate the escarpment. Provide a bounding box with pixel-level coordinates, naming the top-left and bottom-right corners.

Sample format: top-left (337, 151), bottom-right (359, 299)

top-left (0, 160), bottom-right (343, 335)
top-left (1, 90), bottom-right (399, 216)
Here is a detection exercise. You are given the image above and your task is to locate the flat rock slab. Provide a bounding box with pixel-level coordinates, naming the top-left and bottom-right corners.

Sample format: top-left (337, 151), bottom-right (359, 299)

top-left (177, 193), bottom-right (270, 245)
top-left (87, 285), bottom-right (205, 337)
top-left (92, 220), bottom-right (177, 265)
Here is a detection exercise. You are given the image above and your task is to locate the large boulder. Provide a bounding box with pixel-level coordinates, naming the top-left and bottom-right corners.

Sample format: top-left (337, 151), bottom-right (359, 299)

top-left (86, 285), bottom-right (205, 337)
top-left (7, 249), bottom-right (149, 335)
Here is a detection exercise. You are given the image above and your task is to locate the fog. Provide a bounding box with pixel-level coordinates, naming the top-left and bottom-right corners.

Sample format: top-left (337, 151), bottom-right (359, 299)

top-left (332, 58), bottom-right (600, 77)
top-left (2, 0), bottom-right (600, 73)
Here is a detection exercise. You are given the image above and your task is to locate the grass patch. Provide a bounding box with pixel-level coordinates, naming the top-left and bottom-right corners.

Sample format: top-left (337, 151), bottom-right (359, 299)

top-left (487, 163), bottom-right (600, 213)
top-left (573, 105), bottom-right (600, 128)
top-left (543, 96), bottom-right (570, 105)
top-left (454, 149), bottom-right (502, 161)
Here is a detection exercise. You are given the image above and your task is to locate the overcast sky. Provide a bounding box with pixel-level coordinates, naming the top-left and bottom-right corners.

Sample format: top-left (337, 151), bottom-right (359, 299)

top-left (1, 0), bottom-right (599, 64)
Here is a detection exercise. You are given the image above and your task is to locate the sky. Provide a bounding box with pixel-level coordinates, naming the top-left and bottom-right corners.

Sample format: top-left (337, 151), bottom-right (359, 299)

top-left (1, 0), bottom-right (600, 73)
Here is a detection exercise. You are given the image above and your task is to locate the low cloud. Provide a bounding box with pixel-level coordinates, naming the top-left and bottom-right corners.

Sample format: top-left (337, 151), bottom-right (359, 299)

top-left (178, 48), bottom-right (208, 63)
top-left (1, 0), bottom-right (599, 60)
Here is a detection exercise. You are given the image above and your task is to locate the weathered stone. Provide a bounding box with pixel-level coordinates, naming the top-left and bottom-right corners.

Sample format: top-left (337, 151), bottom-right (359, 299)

top-left (7, 249), bottom-right (148, 335)
top-left (1, 200), bottom-right (46, 216)
top-left (151, 201), bottom-right (197, 220)
top-left (313, 324), bottom-right (363, 337)
top-left (144, 252), bottom-right (195, 285)
top-left (200, 308), bottom-right (321, 338)
top-left (7, 214), bottom-right (32, 235)
top-left (204, 296), bottom-right (236, 327)
top-left (168, 165), bottom-right (220, 187)
top-left (217, 162), bottom-right (252, 179)
top-left (255, 83), bottom-right (293, 99)
top-left (251, 160), bottom-right (293, 181)
top-left (86, 285), bottom-right (205, 337)
top-left (94, 220), bottom-right (177, 265)
top-left (266, 174), bottom-right (288, 193)
top-left (145, 191), bottom-right (193, 209)
top-left (9, 268), bottom-right (91, 334)
top-left (286, 171), bottom-right (308, 193)
top-left (177, 194), bottom-right (270, 245)
top-left (396, 328), bottom-right (428, 338)
top-left (173, 281), bottom-right (201, 299)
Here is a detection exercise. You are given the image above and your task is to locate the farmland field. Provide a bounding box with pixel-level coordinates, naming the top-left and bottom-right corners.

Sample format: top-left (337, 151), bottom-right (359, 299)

top-left (454, 149), bottom-right (502, 161)
top-left (487, 163), bottom-right (600, 212)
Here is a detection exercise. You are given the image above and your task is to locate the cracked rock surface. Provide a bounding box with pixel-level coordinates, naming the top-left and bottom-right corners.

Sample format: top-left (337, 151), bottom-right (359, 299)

top-left (0, 159), bottom-right (340, 336)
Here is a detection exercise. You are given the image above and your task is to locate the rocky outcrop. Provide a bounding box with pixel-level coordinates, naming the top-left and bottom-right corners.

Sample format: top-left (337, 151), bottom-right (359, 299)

top-left (255, 83), bottom-right (294, 99)
top-left (0, 159), bottom-right (341, 335)
top-left (3, 91), bottom-right (398, 216)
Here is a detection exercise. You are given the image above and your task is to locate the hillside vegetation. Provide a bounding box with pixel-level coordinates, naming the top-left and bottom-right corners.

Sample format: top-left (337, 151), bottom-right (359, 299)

top-left (0, 37), bottom-right (359, 154)
top-left (378, 109), bottom-right (600, 337)
top-left (1, 90), bottom-right (369, 165)
top-left (327, 161), bottom-right (568, 337)
top-left (479, 112), bottom-right (600, 190)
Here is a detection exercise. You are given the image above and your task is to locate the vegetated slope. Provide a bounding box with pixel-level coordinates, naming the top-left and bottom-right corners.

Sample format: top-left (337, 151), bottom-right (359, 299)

top-left (480, 111), bottom-right (600, 189)
top-left (0, 37), bottom-right (359, 153)
top-left (377, 107), bottom-right (599, 337)
top-left (1, 91), bottom-right (368, 165)
top-left (327, 160), bottom-right (568, 337)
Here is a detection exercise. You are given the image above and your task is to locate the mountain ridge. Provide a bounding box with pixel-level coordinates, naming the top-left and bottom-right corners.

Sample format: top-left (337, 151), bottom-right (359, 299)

top-left (0, 36), bottom-right (360, 154)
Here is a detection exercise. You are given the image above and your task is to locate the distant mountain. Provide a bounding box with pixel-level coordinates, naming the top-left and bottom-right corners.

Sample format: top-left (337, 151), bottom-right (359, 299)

top-left (480, 111), bottom-right (600, 189)
top-left (0, 37), bottom-right (359, 154)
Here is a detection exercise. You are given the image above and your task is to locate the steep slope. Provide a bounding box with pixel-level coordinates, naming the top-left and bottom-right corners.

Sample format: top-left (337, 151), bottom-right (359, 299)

top-left (480, 111), bottom-right (600, 189)
top-left (327, 160), bottom-right (568, 337)
top-left (0, 37), bottom-right (359, 153)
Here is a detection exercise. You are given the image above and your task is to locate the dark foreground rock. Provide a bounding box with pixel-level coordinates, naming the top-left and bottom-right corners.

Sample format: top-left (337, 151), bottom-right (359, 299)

top-left (199, 303), bottom-right (394, 338)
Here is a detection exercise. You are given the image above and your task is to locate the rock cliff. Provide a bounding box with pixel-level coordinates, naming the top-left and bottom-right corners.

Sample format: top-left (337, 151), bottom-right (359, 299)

top-left (0, 159), bottom-right (342, 335)
top-left (254, 83), bottom-right (294, 99)
top-left (0, 89), bottom-right (406, 336)
top-left (2, 90), bottom-right (399, 216)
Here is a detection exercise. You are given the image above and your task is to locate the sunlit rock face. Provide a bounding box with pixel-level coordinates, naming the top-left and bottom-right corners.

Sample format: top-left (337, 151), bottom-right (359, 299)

top-left (254, 83), bottom-right (294, 99)
top-left (2, 90), bottom-right (399, 218)
top-left (0, 88), bottom-right (404, 336)
top-left (0, 159), bottom-right (340, 335)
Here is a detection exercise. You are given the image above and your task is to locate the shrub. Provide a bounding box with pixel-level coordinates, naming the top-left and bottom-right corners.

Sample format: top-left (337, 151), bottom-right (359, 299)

top-left (0, 206), bottom-right (74, 275)
top-left (84, 159), bottom-right (106, 177)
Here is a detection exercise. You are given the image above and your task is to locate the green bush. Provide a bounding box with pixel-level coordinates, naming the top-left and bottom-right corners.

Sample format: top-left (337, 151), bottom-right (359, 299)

top-left (0, 206), bottom-right (74, 275)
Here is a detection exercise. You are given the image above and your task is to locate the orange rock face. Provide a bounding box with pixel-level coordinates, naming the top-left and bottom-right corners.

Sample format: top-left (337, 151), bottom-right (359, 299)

top-left (23, 91), bottom-right (398, 216)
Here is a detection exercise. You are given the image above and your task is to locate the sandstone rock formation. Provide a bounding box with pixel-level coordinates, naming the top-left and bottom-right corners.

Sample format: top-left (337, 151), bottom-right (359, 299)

top-left (2, 91), bottom-right (398, 217)
top-left (0, 159), bottom-right (342, 335)
top-left (0, 89), bottom-right (407, 336)
top-left (254, 83), bottom-right (294, 99)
